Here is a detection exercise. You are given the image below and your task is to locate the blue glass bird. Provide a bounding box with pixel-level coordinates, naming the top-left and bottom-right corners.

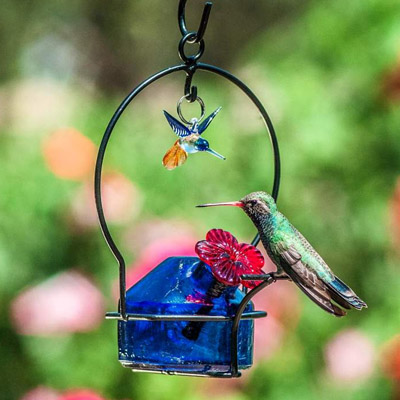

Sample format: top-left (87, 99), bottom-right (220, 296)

top-left (162, 107), bottom-right (225, 170)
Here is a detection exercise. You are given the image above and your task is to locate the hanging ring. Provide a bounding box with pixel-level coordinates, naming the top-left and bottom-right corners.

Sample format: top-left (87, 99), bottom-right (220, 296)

top-left (177, 94), bottom-right (205, 125)
top-left (178, 32), bottom-right (205, 64)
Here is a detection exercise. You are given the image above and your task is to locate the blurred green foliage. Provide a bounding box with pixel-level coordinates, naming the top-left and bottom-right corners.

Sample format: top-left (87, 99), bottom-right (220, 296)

top-left (1, 0), bottom-right (400, 399)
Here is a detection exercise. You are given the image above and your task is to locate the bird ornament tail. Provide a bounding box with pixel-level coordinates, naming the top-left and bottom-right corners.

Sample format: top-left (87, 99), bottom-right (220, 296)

top-left (162, 140), bottom-right (188, 170)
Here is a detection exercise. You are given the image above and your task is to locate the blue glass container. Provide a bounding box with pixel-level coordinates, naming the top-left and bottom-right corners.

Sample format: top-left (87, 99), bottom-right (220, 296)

top-left (118, 256), bottom-right (254, 375)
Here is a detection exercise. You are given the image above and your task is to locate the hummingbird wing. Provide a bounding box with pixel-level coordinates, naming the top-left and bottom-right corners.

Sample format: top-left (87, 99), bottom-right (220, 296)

top-left (290, 229), bottom-right (367, 310)
top-left (197, 107), bottom-right (222, 135)
top-left (273, 239), bottom-right (366, 316)
top-left (274, 243), bottom-right (346, 317)
top-left (163, 111), bottom-right (191, 137)
top-left (162, 140), bottom-right (188, 170)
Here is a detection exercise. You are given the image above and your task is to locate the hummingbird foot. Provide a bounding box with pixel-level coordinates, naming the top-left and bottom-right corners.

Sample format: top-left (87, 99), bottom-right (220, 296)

top-left (241, 271), bottom-right (290, 285)
top-left (270, 271), bottom-right (291, 282)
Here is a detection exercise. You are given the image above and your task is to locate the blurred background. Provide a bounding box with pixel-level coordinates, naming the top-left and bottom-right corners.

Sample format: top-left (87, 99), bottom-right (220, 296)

top-left (1, 0), bottom-right (400, 399)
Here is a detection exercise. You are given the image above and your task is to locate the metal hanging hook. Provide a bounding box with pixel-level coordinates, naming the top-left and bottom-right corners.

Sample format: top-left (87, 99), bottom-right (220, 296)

top-left (178, 0), bottom-right (213, 42)
top-left (184, 68), bottom-right (197, 102)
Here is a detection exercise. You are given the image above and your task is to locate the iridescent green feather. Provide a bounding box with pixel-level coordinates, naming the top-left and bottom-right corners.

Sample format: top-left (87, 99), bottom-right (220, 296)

top-left (239, 191), bottom-right (366, 316)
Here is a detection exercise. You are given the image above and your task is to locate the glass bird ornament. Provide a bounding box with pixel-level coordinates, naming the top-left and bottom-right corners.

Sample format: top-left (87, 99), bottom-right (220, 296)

top-left (162, 107), bottom-right (225, 170)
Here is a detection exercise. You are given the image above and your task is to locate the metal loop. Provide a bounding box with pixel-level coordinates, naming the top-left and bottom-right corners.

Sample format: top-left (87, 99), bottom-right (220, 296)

top-left (178, 0), bottom-right (213, 42)
top-left (178, 32), bottom-right (205, 64)
top-left (177, 94), bottom-right (205, 125)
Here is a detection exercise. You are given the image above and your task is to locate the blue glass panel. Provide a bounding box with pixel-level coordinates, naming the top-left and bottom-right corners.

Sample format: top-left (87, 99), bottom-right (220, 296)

top-left (118, 256), bottom-right (254, 375)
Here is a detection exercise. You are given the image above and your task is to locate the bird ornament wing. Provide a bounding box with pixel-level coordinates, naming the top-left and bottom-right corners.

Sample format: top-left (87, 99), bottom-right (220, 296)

top-left (163, 111), bottom-right (191, 137)
top-left (197, 107), bottom-right (222, 134)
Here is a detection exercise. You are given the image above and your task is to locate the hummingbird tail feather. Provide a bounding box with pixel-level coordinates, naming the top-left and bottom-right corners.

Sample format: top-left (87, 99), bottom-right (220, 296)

top-left (326, 276), bottom-right (368, 310)
top-left (328, 291), bottom-right (352, 310)
top-left (284, 268), bottom-right (347, 317)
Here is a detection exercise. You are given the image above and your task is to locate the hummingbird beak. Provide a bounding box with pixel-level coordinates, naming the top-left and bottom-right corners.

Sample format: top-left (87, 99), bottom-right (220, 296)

top-left (205, 148), bottom-right (226, 160)
top-left (196, 201), bottom-right (244, 208)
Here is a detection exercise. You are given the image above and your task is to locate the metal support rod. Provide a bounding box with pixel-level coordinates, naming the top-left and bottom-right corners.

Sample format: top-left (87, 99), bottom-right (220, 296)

top-left (230, 274), bottom-right (289, 376)
top-left (105, 310), bottom-right (267, 321)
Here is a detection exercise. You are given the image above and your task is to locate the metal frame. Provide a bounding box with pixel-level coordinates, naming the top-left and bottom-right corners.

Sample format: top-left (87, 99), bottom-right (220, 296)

top-left (94, 0), bottom-right (282, 378)
top-left (105, 310), bottom-right (267, 322)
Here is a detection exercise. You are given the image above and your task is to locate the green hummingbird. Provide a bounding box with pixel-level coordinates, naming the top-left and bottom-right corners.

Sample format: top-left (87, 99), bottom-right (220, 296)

top-left (198, 191), bottom-right (367, 317)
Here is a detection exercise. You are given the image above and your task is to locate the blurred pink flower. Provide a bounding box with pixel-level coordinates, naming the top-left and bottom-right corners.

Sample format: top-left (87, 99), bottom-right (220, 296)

top-left (199, 369), bottom-right (250, 398)
top-left (253, 313), bottom-right (285, 362)
top-left (123, 218), bottom-right (197, 255)
top-left (382, 335), bottom-right (400, 381)
top-left (11, 270), bottom-right (104, 336)
top-left (20, 388), bottom-right (107, 400)
top-left (59, 389), bottom-right (106, 400)
top-left (42, 128), bottom-right (96, 181)
top-left (70, 172), bottom-right (141, 230)
top-left (252, 278), bottom-right (301, 361)
top-left (325, 329), bottom-right (375, 383)
top-left (20, 386), bottom-right (60, 400)
top-left (114, 234), bottom-right (197, 298)
top-left (252, 270), bottom-right (300, 325)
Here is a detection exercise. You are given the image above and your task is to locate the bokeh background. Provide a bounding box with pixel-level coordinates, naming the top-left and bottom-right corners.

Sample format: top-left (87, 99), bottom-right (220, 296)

top-left (2, 0), bottom-right (400, 399)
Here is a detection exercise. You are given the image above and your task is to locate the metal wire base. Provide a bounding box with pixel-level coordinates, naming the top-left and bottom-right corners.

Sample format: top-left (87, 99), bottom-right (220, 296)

top-left (121, 363), bottom-right (242, 378)
top-left (105, 275), bottom-right (289, 378)
top-left (109, 307), bottom-right (266, 377)
top-left (105, 310), bottom-right (267, 321)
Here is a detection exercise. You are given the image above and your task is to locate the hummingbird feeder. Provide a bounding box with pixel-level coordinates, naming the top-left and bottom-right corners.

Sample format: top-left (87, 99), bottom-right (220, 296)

top-left (94, 0), bottom-right (285, 378)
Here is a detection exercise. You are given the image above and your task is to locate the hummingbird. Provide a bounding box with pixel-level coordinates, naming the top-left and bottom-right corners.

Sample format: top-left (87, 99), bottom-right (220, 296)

top-left (197, 191), bottom-right (367, 317)
top-left (162, 107), bottom-right (225, 170)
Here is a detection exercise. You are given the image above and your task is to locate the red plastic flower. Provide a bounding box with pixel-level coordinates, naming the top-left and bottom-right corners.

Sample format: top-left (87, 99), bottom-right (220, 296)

top-left (195, 229), bottom-right (265, 288)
